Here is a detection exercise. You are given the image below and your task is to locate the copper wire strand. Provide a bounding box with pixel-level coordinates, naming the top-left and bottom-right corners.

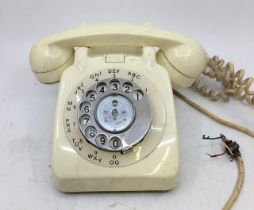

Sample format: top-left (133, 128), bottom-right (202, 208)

top-left (192, 56), bottom-right (254, 105)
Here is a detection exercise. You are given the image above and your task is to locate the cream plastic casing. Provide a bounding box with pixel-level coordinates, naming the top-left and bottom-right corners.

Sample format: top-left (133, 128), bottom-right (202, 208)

top-left (29, 24), bottom-right (208, 192)
top-left (52, 46), bottom-right (179, 192)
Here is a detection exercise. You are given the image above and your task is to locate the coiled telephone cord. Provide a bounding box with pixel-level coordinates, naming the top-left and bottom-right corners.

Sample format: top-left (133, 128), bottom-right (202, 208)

top-left (174, 55), bottom-right (254, 138)
top-left (173, 55), bottom-right (253, 210)
top-left (192, 56), bottom-right (254, 105)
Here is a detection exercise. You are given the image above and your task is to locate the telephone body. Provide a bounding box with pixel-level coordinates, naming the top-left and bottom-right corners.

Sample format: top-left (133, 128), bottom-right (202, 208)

top-left (30, 24), bottom-right (208, 192)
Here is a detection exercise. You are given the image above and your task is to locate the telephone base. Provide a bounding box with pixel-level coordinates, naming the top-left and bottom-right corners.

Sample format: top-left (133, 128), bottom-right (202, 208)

top-left (51, 46), bottom-right (179, 192)
top-left (54, 176), bottom-right (178, 192)
top-left (52, 147), bottom-right (178, 192)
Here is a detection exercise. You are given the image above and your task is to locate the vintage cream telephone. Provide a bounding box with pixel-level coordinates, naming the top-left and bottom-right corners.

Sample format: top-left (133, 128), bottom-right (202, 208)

top-left (30, 24), bottom-right (208, 192)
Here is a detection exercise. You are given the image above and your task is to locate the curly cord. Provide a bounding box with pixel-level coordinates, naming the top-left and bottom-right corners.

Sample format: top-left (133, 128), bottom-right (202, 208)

top-left (192, 56), bottom-right (254, 105)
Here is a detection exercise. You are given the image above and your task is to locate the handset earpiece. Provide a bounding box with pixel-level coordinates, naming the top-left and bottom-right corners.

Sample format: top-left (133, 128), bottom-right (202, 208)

top-left (157, 38), bottom-right (208, 87)
top-left (30, 40), bottom-right (74, 83)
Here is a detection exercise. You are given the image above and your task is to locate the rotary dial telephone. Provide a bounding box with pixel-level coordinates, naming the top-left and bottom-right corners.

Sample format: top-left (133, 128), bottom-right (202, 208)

top-left (30, 24), bottom-right (207, 192)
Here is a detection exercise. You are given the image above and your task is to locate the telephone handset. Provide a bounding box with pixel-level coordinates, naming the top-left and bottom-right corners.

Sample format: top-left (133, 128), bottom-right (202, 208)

top-left (30, 24), bottom-right (208, 192)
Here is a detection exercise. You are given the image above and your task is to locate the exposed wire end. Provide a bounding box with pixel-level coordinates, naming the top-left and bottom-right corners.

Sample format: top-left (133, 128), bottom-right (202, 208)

top-left (202, 134), bottom-right (245, 210)
top-left (203, 134), bottom-right (222, 140)
top-left (203, 134), bottom-right (241, 161)
top-left (206, 149), bottom-right (227, 158)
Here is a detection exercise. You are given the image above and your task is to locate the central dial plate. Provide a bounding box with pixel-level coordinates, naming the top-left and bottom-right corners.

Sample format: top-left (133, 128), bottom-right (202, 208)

top-left (96, 94), bottom-right (135, 133)
top-left (77, 78), bottom-right (152, 152)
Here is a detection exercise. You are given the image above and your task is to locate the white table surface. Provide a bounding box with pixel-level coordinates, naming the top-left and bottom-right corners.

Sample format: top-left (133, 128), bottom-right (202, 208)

top-left (0, 0), bottom-right (254, 209)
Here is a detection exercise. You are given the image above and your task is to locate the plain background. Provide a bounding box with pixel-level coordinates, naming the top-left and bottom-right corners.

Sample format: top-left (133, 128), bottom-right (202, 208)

top-left (0, 0), bottom-right (254, 209)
